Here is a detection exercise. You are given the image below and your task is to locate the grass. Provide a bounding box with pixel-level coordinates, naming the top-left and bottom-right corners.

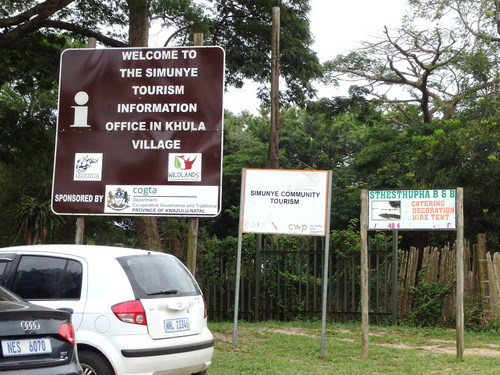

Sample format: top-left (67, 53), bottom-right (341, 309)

top-left (208, 321), bottom-right (500, 374)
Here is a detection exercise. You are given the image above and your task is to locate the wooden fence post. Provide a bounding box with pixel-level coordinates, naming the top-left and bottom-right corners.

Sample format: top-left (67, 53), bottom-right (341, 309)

top-left (456, 187), bottom-right (464, 359)
top-left (360, 190), bottom-right (369, 359)
top-left (478, 233), bottom-right (489, 309)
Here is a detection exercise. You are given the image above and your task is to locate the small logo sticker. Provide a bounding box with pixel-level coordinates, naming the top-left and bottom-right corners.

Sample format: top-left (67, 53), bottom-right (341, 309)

top-left (74, 153), bottom-right (102, 181)
top-left (168, 153), bottom-right (202, 182)
top-left (106, 187), bottom-right (130, 211)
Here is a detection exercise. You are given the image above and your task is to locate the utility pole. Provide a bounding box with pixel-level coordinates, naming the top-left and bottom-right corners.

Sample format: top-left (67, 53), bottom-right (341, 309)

top-left (268, 6), bottom-right (280, 169)
top-left (75, 36), bottom-right (96, 245)
top-left (187, 33), bottom-right (204, 276)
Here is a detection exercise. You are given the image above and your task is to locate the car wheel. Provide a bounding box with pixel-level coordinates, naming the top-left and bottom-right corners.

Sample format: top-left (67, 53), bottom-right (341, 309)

top-left (193, 371), bottom-right (207, 375)
top-left (79, 350), bottom-right (114, 375)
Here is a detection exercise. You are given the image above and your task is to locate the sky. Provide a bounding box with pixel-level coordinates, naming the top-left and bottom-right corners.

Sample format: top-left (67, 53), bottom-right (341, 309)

top-left (224, 0), bottom-right (409, 114)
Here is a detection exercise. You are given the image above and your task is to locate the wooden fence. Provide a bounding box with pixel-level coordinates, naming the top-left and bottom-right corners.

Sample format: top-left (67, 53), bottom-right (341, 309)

top-left (398, 234), bottom-right (500, 323)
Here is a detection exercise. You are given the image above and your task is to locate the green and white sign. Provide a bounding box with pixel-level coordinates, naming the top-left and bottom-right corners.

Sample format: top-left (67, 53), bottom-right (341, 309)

top-left (368, 189), bottom-right (456, 230)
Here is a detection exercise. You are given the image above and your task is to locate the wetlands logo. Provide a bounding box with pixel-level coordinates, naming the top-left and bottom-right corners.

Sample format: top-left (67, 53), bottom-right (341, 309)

top-left (168, 153), bottom-right (202, 182)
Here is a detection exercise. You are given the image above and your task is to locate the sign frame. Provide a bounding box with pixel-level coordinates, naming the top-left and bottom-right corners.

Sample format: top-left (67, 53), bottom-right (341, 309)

top-left (368, 189), bottom-right (457, 231)
top-left (51, 46), bottom-right (225, 217)
top-left (241, 169), bottom-right (330, 236)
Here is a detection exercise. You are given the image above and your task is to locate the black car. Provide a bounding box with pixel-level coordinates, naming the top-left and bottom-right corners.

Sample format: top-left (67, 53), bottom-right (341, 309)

top-left (0, 285), bottom-right (82, 375)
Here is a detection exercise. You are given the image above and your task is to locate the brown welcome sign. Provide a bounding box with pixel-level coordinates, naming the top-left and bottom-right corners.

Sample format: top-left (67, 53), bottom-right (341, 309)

top-left (52, 46), bottom-right (225, 216)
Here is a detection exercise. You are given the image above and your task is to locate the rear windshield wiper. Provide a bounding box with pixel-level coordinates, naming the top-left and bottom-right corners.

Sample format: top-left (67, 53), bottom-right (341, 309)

top-left (147, 289), bottom-right (178, 296)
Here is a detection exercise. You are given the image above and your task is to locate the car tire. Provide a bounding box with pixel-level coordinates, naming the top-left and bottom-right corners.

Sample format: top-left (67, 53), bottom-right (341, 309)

top-left (193, 371), bottom-right (207, 375)
top-left (79, 350), bottom-right (114, 375)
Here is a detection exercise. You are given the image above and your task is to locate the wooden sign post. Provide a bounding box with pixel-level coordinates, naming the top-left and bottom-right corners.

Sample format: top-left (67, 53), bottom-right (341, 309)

top-left (360, 188), bottom-right (464, 359)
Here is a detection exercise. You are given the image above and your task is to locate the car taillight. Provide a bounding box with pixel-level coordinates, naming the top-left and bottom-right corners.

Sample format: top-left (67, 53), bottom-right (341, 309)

top-left (59, 323), bottom-right (76, 344)
top-left (202, 295), bottom-right (207, 319)
top-left (112, 300), bottom-right (147, 325)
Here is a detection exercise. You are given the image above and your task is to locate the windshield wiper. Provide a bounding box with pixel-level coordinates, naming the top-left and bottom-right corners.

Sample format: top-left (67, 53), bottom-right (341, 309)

top-left (147, 289), bottom-right (178, 296)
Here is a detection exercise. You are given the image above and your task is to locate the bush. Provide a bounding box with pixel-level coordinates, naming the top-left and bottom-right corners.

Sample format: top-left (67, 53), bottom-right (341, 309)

top-left (404, 269), bottom-right (452, 327)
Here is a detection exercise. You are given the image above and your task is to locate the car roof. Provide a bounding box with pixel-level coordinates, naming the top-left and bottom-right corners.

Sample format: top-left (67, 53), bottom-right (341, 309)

top-left (0, 244), bottom-right (170, 261)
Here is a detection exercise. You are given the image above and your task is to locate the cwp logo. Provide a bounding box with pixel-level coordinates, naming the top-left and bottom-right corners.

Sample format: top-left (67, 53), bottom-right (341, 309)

top-left (288, 223), bottom-right (309, 233)
top-left (168, 153), bottom-right (202, 182)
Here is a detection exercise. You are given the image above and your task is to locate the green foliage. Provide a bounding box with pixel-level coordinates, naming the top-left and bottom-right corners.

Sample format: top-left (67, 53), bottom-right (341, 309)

top-left (12, 196), bottom-right (65, 245)
top-left (2, 0), bottom-right (322, 106)
top-left (197, 233), bottom-right (256, 320)
top-left (0, 32), bottom-right (71, 93)
top-left (206, 0), bottom-right (322, 105)
top-left (405, 270), bottom-right (452, 327)
top-left (460, 294), bottom-right (500, 332)
top-left (223, 111), bottom-right (266, 155)
top-left (219, 96), bottom-right (500, 249)
top-left (0, 34), bottom-right (63, 245)
top-left (330, 219), bottom-right (361, 258)
top-left (81, 217), bottom-right (138, 248)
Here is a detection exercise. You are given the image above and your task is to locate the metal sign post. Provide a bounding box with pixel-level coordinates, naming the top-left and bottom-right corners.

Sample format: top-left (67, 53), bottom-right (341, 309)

top-left (233, 169), bottom-right (332, 354)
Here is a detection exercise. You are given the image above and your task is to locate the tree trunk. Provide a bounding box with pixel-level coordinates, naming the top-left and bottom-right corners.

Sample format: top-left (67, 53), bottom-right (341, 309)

top-left (135, 216), bottom-right (162, 250)
top-left (170, 238), bottom-right (184, 261)
top-left (75, 216), bottom-right (84, 244)
top-left (127, 0), bottom-right (162, 251)
top-left (127, 0), bottom-right (150, 47)
top-left (420, 82), bottom-right (431, 123)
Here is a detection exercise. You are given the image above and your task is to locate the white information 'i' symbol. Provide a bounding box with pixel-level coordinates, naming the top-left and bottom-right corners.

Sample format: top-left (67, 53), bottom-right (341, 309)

top-left (70, 91), bottom-right (91, 128)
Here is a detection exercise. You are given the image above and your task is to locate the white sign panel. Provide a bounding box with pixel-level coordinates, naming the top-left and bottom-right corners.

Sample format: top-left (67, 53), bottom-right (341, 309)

top-left (103, 185), bottom-right (219, 216)
top-left (241, 169), bottom-right (329, 236)
top-left (368, 189), bottom-right (457, 230)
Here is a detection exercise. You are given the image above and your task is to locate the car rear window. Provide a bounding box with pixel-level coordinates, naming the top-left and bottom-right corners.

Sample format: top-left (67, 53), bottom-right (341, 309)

top-left (117, 254), bottom-right (201, 299)
top-left (0, 262), bottom-right (8, 279)
top-left (11, 256), bottom-right (83, 300)
top-left (0, 254), bottom-right (14, 280)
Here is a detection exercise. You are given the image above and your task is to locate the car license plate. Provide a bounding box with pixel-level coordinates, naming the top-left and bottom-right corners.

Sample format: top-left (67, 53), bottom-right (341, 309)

top-left (164, 318), bottom-right (190, 333)
top-left (1, 338), bottom-right (52, 357)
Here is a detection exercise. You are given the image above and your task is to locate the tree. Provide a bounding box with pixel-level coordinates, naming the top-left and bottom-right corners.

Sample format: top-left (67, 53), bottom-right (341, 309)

top-left (0, 33), bottom-right (65, 245)
top-left (0, 0), bottom-right (321, 249)
top-left (0, 0), bottom-right (322, 106)
top-left (0, 0), bottom-right (128, 48)
top-left (12, 196), bottom-right (64, 244)
top-left (323, 2), bottom-right (500, 124)
top-left (324, 26), bottom-right (464, 124)
top-left (1, 0), bottom-right (323, 249)
top-left (408, 0), bottom-right (500, 42)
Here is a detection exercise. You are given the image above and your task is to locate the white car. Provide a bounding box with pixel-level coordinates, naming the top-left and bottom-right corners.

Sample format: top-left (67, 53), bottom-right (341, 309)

top-left (0, 245), bottom-right (213, 375)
